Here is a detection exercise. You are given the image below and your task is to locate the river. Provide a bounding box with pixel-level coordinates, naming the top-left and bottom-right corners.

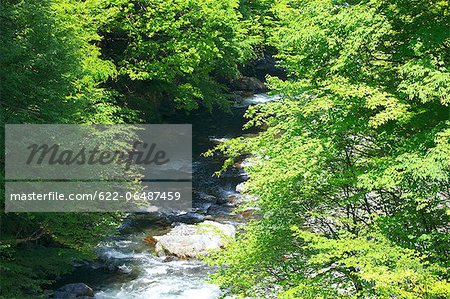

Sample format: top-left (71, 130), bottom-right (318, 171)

top-left (53, 93), bottom-right (277, 299)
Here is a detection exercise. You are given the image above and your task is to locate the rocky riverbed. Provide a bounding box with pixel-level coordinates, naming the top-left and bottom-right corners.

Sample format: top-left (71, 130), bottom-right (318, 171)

top-left (51, 92), bottom-right (278, 299)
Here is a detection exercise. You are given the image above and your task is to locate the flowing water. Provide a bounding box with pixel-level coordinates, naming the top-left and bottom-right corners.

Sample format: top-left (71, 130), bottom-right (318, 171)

top-left (53, 93), bottom-right (278, 299)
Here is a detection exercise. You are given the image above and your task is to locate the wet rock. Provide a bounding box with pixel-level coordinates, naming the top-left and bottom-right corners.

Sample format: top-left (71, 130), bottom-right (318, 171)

top-left (235, 182), bottom-right (246, 193)
top-left (153, 221), bottom-right (235, 258)
top-left (231, 76), bottom-right (267, 92)
top-left (71, 260), bottom-right (89, 268)
top-left (169, 212), bottom-right (205, 224)
top-left (206, 204), bottom-right (236, 217)
top-left (214, 196), bottom-right (229, 205)
top-left (53, 283), bottom-right (94, 298)
top-left (196, 192), bottom-right (217, 202)
top-left (239, 171), bottom-right (249, 180)
top-left (234, 90), bottom-right (255, 98)
top-left (194, 192), bottom-right (219, 206)
top-left (227, 194), bottom-right (244, 206)
top-left (122, 212), bottom-right (172, 230)
top-left (118, 264), bottom-right (133, 274)
top-left (162, 256), bottom-right (178, 263)
top-left (192, 202), bottom-right (212, 214)
top-left (89, 262), bottom-right (104, 270)
top-left (241, 53), bottom-right (286, 81)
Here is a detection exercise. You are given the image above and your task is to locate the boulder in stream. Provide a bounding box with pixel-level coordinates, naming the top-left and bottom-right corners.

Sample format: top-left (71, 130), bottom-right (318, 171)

top-left (153, 221), bottom-right (235, 258)
top-left (53, 283), bottom-right (94, 298)
top-left (231, 76), bottom-right (267, 92)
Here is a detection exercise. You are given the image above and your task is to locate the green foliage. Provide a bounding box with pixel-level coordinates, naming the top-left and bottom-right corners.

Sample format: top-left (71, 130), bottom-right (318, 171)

top-left (0, 0), bottom-right (138, 125)
top-left (0, 246), bottom-right (85, 299)
top-left (101, 0), bottom-right (257, 110)
top-left (281, 228), bottom-right (450, 299)
top-left (2, 0), bottom-right (449, 297)
top-left (0, 0), bottom-right (130, 297)
top-left (208, 0), bottom-right (450, 297)
top-left (1, 0), bottom-right (263, 297)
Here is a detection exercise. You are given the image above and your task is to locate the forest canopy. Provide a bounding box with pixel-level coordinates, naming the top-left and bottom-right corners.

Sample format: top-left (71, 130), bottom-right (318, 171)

top-left (1, 0), bottom-right (255, 297)
top-left (208, 0), bottom-right (450, 298)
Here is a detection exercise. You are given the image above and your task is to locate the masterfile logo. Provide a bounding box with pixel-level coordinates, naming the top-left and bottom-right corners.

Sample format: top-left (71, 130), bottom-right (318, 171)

top-left (5, 124), bottom-right (192, 212)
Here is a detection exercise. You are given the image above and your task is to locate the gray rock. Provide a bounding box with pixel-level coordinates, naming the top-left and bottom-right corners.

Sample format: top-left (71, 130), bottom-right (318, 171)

top-left (193, 202), bottom-right (213, 214)
top-left (53, 283), bottom-right (94, 298)
top-left (241, 53), bottom-right (286, 81)
top-left (231, 76), bottom-right (267, 92)
top-left (153, 221), bottom-right (235, 258)
top-left (206, 204), bottom-right (236, 217)
top-left (169, 212), bottom-right (205, 224)
top-left (162, 256), bottom-right (178, 263)
top-left (122, 212), bottom-right (172, 230)
top-left (227, 194), bottom-right (243, 205)
top-left (197, 192), bottom-right (217, 202)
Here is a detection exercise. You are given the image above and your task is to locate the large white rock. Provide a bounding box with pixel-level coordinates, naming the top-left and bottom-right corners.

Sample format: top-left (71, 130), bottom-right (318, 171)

top-left (153, 221), bottom-right (235, 258)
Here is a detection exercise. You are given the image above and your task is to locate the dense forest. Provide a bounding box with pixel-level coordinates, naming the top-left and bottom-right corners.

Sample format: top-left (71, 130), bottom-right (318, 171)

top-left (1, 0), bottom-right (449, 298)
